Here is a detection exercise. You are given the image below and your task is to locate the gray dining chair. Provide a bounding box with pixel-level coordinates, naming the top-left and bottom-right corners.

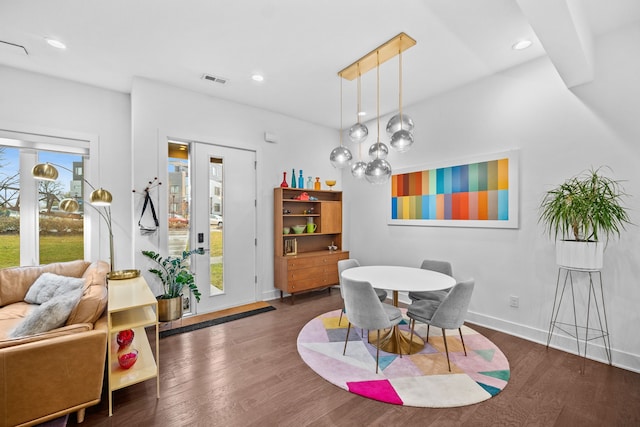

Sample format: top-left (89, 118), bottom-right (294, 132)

top-left (341, 276), bottom-right (403, 373)
top-left (408, 259), bottom-right (454, 303)
top-left (337, 259), bottom-right (388, 326)
top-left (407, 279), bottom-right (475, 371)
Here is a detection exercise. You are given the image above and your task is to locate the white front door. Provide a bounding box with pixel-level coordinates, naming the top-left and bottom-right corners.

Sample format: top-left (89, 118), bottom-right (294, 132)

top-left (189, 142), bottom-right (257, 313)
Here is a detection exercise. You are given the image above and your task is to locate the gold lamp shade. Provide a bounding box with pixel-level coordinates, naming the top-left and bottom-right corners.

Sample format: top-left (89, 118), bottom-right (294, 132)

top-left (31, 163), bottom-right (59, 181)
top-left (90, 188), bottom-right (113, 206)
top-left (59, 198), bottom-right (80, 213)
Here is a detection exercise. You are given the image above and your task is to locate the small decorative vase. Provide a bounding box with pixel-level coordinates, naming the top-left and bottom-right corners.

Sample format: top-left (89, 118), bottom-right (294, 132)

top-left (117, 348), bottom-right (139, 370)
top-left (116, 329), bottom-right (134, 348)
top-left (280, 172), bottom-right (288, 188)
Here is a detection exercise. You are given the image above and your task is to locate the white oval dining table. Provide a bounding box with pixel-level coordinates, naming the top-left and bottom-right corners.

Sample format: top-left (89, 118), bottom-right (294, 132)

top-left (341, 265), bottom-right (456, 354)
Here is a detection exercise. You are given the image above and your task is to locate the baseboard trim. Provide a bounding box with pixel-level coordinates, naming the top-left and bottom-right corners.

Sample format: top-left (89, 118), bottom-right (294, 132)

top-left (466, 310), bottom-right (640, 374)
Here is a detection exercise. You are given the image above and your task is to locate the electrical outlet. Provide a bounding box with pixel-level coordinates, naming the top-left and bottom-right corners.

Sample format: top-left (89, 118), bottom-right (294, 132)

top-left (509, 295), bottom-right (519, 308)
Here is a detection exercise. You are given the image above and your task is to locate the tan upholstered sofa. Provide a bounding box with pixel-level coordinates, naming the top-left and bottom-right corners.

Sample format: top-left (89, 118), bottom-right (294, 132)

top-left (0, 260), bottom-right (109, 427)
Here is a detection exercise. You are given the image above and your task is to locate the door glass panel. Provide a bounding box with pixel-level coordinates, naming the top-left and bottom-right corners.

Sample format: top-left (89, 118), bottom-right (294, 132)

top-left (0, 147), bottom-right (20, 268)
top-left (37, 152), bottom-right (84, 264)
top-left (209, 157), bottom-right (223, 294)
top-left (167, 142), bottom-right (190, 257)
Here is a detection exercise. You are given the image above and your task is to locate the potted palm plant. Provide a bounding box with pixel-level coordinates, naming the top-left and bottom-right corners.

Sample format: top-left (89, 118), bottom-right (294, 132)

top-left (142, 248), bottom-right (204, 321)
top-left (539, 167), bottom-right (631, 270)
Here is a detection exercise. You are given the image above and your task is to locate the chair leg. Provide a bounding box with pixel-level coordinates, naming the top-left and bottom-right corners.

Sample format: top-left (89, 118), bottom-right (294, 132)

top-left (339, 305), bottom-right (345, 326)
top-left (409, 319), bottom-right (415, 353)
top-left (458, 327), bottom-right (467, 356)
top-left (396, 325), bottom-right (402, 358)
top-left (375, 329), bottom-right (380, 374)
top-left (343, 322), bottom-right (352, 356)
top-left (442, 328), bottom-right (451, 372)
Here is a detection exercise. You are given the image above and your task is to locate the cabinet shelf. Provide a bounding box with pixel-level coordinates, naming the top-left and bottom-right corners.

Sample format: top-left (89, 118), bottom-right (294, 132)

top-left (283, 232), bottom-right (339, 237)
top-left (110, 306), bottom-right (156, 331)
top-left (109, 326), bottom-right (157, 391)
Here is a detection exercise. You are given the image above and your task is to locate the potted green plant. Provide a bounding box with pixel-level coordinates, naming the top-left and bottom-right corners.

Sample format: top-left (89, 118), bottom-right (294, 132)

top-left (539, 167), bottom-right (631, 270)
top-left (142, 248), bottom-right (204, 321)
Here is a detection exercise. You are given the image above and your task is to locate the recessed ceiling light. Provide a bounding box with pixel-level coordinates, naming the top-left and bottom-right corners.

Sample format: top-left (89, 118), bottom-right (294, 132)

top-left (251, 74), bottom-right (264, 82)
top-left (45, 38), bottom-right (66, 50)
top-left (512, 40), bottom-right (532, 50)
top-left (358, 111), bottom-right (367, 117)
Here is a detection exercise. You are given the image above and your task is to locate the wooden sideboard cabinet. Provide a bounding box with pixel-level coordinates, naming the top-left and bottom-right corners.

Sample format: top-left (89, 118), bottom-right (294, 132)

top-left (274, 187), bottom-right (349, 303)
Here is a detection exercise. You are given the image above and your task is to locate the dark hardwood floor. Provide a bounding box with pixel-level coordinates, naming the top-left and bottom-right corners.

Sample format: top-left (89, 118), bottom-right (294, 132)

top-left (70, 290), bottom-right (640, 427)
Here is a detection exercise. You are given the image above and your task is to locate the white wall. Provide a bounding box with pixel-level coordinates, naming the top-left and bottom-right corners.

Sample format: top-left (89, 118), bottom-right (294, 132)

top-left (0, 65), bottom-right (132, 268)
top-left (130, 77), bottom-right (339, 300)
top-left (342, 24), bottom-right (640, 372)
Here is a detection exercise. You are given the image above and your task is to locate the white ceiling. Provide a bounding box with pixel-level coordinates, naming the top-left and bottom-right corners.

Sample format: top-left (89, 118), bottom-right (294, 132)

top-left (1, 0), bottom-right (639, 129)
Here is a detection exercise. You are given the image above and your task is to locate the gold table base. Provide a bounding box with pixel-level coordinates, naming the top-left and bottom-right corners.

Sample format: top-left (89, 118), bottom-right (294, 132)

top-left (369, 326), bottom-right (424, 355)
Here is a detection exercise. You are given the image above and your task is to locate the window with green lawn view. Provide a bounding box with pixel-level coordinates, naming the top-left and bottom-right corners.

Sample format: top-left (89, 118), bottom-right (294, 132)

top-left (0, 145), bottom-right (85, 269)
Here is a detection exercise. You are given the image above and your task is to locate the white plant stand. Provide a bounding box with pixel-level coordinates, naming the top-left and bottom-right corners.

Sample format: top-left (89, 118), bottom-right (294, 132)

top-left (546, 266), bottom-right (612, 373)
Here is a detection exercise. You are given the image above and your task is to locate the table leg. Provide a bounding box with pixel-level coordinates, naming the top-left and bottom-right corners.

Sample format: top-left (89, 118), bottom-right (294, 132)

top-left (368, 290), bottom-right (425, 355)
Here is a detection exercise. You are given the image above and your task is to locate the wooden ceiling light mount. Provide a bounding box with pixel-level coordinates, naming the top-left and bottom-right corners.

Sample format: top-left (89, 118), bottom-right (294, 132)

top-left (337, 32), bottom-right (416, 81)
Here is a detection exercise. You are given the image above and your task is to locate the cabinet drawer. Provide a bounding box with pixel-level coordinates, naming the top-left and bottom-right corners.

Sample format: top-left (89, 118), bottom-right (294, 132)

top-left (287, 255), bottom-right (343, 270)
top-left (288, 265), bottom-right (335, 281)
top-left (287, 275), bottom-right (330, 292)
top-left (287, 257), bottom-right (320, 270)
top-left (288, 272), bottom-right (340, 292)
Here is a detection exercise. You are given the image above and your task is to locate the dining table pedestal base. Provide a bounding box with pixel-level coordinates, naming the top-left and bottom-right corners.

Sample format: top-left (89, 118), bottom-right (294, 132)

top-left (369, 326), bottom-right (424, 355)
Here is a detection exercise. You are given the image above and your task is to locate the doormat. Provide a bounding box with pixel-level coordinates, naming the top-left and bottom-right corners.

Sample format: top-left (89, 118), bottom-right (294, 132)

top-left (160, 305), bottom-right (275, 338)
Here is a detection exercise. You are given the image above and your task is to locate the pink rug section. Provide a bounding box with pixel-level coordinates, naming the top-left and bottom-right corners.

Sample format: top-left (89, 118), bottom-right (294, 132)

top-left (347, 379), bottom-right (403, 405)
top-left (297, 308), bottom-right (510, 408)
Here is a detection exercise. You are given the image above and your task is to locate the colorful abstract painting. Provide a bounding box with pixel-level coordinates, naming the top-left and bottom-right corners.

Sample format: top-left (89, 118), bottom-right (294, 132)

top-left (389, 151), bottom-right (518, 228)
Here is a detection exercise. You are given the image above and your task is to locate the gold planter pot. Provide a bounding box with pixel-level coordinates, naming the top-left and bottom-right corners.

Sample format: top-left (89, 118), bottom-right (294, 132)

top-left (157, 295), bottom-right (183, 322)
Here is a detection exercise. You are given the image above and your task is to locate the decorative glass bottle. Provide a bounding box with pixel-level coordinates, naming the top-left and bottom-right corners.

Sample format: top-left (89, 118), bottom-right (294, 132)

top-left (314, 177), bottom-right (321, 190)
top-left (298, 170), bottom-right (304, 189)
top-left (291, 169), bottom-right (296, 188)
top-left (280, 171), bottom-right (288, 188)
top-left (306, 176), bottom-right (313, 189)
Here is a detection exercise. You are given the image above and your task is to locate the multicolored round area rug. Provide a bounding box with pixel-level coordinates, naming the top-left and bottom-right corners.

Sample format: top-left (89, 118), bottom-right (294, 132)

top-left (297, 308), bottom-right (510, 408)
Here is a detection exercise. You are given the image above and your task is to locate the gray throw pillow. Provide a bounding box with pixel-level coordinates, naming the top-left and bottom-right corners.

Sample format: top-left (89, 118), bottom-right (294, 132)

top-left (10, 287), bottom-right (84, 338)
top-left (24, 272), bottom-right (85, 304)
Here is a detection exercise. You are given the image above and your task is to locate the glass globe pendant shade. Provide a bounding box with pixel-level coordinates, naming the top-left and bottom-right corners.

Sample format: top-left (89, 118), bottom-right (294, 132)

top-left (365, 158), bottom-right (392, 185)
top-left (368, 142), bottom-right (388, 160)
top-left (59, 198), bottom-right (80, 213)
top-left (390, 129), bottom-right (414, 153)
top-left (329, 146), bottom-right (353, 169)
top-left (348, 123), bottom-right (368, 143)
top-left (350, 161), bottom-right (367, 179)
top-left (386, 113), bottom-right (414, 136)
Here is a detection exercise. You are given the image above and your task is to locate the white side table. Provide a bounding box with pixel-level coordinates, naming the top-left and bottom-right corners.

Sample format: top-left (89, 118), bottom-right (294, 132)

top-left (546, 267), bottom-right (612, 373)
top-left (107, 276), bottom-right (160, 415)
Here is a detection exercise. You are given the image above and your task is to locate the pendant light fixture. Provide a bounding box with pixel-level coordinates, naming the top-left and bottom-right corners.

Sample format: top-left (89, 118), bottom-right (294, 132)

top-left (351, 133), bottom-right (367, 179)
top-left (387, 46), bottom-right (414, 152)
top-left (348, 64), bottom-right (368, 143)
top-left (329, 78), bottom-right (353, 169)
top-left (365, 50), bottom-right (392, 184)
top-left (334, 32), bottom-right (416, 185)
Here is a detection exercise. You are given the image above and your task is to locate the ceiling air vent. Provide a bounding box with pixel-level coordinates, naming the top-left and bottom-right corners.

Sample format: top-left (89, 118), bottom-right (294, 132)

top-left (201, 74), bottom-right (228, 85)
